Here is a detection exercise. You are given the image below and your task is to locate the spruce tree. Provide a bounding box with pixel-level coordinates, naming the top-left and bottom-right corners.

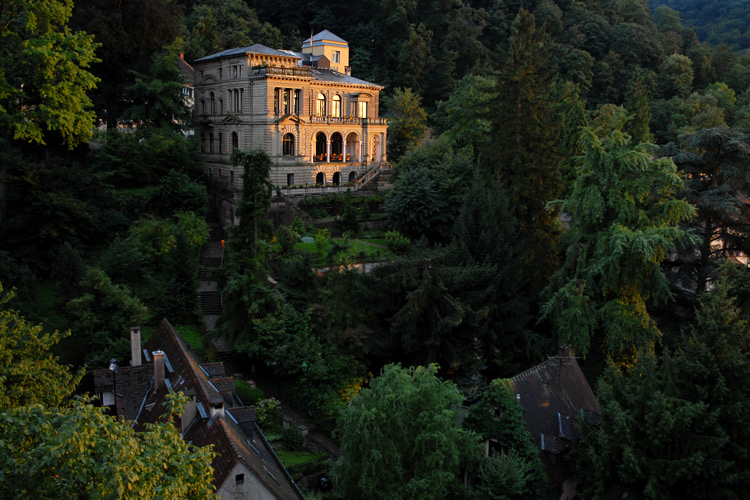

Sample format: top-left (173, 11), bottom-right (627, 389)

top-left (479, 9), bottom-right (565, 295)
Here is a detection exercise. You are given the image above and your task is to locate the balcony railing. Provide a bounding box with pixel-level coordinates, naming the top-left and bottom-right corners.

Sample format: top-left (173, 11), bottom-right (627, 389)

top-left (309, 116), bottom-right (387, 126)
top-left (250, 66), bottom-right (311, 78)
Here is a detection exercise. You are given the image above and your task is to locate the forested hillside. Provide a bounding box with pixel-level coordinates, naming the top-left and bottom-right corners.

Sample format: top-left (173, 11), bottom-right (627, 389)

top-left (651, 0), bottom-right (750, 49)
top-left (2, 0), bottom-right (750, 498)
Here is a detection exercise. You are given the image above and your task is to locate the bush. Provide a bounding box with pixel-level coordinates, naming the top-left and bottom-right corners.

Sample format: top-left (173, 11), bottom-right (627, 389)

top-left (257, 397), bottom-right (283, 433)
top-left (385, 231), bottom-right (411, 254)
top-left (235, 380), bottom-right (264, 405)
top-left (282, 426), bottom-right (304, 451)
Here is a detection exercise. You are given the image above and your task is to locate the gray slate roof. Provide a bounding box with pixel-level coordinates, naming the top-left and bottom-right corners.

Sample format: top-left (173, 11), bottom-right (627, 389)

top-left (312, 68), bottom-right (382, 87)
top-left (305, 29), bottom-right (348, 44)
top-left (195, 44), bottom-right (299, 62)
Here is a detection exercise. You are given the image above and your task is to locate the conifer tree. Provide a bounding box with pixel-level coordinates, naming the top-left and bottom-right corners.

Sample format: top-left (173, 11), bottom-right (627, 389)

top-left (574, 277), bottom-right (750, 499)
top-left (542, 107), bottom-right (694, 358)
top-left (479, 9), bottom-right (565, 294)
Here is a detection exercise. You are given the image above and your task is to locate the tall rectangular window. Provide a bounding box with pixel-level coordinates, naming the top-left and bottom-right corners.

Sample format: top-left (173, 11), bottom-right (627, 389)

top-left (287, 173), bottom-right (294, 186)
top-left (239, 88), bottom-right (243, 112)
top-left (294, 90), bottom-right (301, 114)
top-left (274, 88), bottom-right (280, 114)
top-left (233, 65), bottom-right (238, 78)
top-left (333, 51), bottom-right (340, 63)
top-left (358, 101), bottom-right (368, 118)
top-left (283, 89), bottom-right (291, 114)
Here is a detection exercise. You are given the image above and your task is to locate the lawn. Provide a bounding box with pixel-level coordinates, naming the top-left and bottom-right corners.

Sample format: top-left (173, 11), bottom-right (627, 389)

top-left (294, 236), bottom-right (391, 267)
top-left (275, 449), bottom-right (327, 468)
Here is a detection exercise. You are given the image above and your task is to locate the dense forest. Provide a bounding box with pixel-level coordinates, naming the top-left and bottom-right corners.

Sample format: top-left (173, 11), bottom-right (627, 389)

top-left (2, 0), bottom-right (750, 498)
top-left (651, 0), bottom-right (750, 50)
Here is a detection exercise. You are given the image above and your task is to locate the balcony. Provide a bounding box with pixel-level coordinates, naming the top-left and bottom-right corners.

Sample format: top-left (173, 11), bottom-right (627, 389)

top-left (249, 66), bottom-right (312, 78)
top-left (309, 116), bottom-right (387, 126)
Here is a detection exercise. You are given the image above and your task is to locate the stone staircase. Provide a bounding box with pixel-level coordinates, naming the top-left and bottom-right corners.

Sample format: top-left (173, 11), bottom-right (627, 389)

top-left (199, 290), bottom-right (222, 316)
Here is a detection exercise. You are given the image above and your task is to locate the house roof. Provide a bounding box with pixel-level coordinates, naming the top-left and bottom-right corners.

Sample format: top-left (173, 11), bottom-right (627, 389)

top-left (510, 346), bottom-right (600, 455)
top-left (92, 319), bottom-right (303, 500)
top-left (304, 30), bottom-right (348, 45)
top-left (195, 44), bottom-right (299, 62)
top-left (312, 68), bottom-right (382, 88)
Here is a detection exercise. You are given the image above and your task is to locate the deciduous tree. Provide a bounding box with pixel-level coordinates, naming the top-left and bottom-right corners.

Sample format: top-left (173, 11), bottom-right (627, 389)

top-left (332, 364), bottom-right (481, 500)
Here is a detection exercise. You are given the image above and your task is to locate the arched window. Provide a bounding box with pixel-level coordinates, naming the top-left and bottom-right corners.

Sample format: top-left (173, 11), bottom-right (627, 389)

top-left (348, 171), bottom-right (357, 183)
top-left (332, 95), bottom-right (342, 118)
top-left (316, 93), bottom-right (326, 116)
top-left (232, 132), bottom-right (238, 149)
top-left (283, 133), bottom-right (295, 156)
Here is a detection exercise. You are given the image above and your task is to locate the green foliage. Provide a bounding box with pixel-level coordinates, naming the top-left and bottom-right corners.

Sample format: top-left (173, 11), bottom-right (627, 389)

top-left (480, 9), bottom-right (566, 293)
top-left (281, 426), bottom-right (304, 452)
top-left (332, 364), bottom-right (481, 500)
top-left (0, 0), bottom-right (99, 148)
top-left (231, 148), bottom-right (273, 263)
top-left (152, 170), bottom-right (208, 218)
top-left (0, 284), bottom-right (82, 410)
top-left (384, 230), bottom-right (411, 255)
top-left (183, 0), bottom-right (282, 60)
top-left (120, 39), bottom-right (192, 130)
top-left (575, 277), bottom-right (750, 498)
top-left (657, 54), bottom-right (694, 99)
top-left (256, 397), bottom-right (283, 433)
top-left (234, 380), bottom-right (263, 405)
top-left (666, 127), bottom-right (750, 297)
top-left (338, 188), bottom-right (359, 234)
top-left (542, 109), bottom-right (695, 358)
top-left (0, 396), bottom-right (215, 498)
top-left (464, 379), bottom-right (546, 498)
top-left (387, 136), bottom-right (473, 242)
top-left (65, 267), bottom-right (150, 368)
top-left (382, 87), bottom-right (428, 161)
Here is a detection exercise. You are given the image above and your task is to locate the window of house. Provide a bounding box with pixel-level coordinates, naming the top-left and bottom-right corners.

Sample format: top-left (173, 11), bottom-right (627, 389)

top-left (233, 65), bottom-right (238, 78)
top-left (235, 473), bottom-right (244, 486)
top-left (239, 88), bottom-right (243, 112)
top-left (332, 95), bottom-right (342, 118)
top-left (283, 133), bottom-right (295, 156)
top-left (232, 132), bottom-right (239, 149)
top-left (316, 93), bottom-right (326, 116)
top-left (219, 133), bottom-right (223, 153)
top-left (274, 88), bottom-right (280, 114)
top-left (200, 133), bottom-right (205, 153)
top-left (287, 173), bottom-right (294, 186)
top-left (210, 93), bottom-right (215, 115)
top-left (283, 89), bottom-right (291, 114)
top-left (358, 101), bottom-right (368, 118)
top-left (218, 68), bottom-right (222, 80)
top-left (209, 133), bottom-right (214, 153)
top-left (294, 89), bottom-right (301, 114)
top-left (333, 51), bottom-right (340, 63)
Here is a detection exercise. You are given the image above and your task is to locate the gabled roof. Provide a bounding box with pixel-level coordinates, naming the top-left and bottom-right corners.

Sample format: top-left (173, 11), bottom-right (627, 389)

top-left (510, 346), bottom-right (600, 455)
top-left (195, 44), bottom-right (299, 62)
top-left (92, 319), bottom-right (304, 500)
top-left (304, 30), bottom-right (348, 45)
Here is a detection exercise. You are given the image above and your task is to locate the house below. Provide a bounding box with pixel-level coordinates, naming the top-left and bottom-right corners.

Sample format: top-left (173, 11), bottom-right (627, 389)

top-left (510, 346), bottom-right (600, 499)
top-left (92, 320), bottom-right (304, 500)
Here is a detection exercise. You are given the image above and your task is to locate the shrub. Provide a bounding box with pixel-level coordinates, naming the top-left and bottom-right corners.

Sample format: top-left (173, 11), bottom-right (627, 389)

top-left (235, 380), bottom-right (264, 405)
top-left (385, 231), bottom-right (411, 254)
top-left (282, 426), bottom-right (304, 451)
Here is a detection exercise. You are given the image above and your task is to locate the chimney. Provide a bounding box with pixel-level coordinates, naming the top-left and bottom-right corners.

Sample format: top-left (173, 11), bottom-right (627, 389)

top-left (130, 326), bottom-right (141, 366)
top-left (153, 350), bottom-right (165, 390)
top-left (180, 52), bottom-right (185, 60)
top-left (558, 345), bottom-right (573, 358)
top-left (345, 66), bottom-right (351, 76)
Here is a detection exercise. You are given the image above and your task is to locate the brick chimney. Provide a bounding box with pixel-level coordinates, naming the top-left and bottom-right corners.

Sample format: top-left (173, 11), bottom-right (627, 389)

top-left (130, 326), bottom-right (141, 366)
top-left (153, 350), bottom-right (165, 390)
top-left (558, 345), bottom-right (573, 358)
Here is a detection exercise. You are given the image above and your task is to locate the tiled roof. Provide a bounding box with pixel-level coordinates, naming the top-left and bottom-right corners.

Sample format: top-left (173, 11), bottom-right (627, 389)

top-left (510, 346), bottom-right (600, 455)
top-left (227, 406), bottom-right (257, 424)
top-left (105, 319), bottom-right (303, 499)
top-left (211, 377), bottom-right (235, 394)
top-left (201, 362), bottom-right (226, 378)
top-left (195, 44), bottom-right (299, 62)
